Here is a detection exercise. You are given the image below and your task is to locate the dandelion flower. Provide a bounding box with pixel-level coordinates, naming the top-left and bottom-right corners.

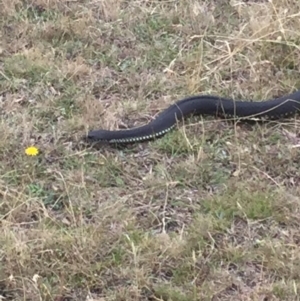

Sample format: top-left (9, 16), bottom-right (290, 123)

top-left (25, 146), bottom-right (39, 156)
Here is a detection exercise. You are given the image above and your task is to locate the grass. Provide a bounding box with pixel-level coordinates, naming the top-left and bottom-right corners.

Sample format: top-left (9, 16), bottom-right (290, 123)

top-left (1, 0), bottom-right (300, 300)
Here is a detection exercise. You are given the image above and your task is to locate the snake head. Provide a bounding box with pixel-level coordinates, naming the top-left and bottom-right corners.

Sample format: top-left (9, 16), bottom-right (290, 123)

top-left (86, 129), bottom-right (112, 142)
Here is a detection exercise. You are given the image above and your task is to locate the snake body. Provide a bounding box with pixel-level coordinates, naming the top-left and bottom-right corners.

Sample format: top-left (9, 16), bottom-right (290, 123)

top-left (87, 90), bottom-right (300, 144)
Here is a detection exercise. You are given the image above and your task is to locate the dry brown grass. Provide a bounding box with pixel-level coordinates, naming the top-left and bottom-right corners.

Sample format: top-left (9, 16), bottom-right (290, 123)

top-left (1, 0), bottom-right (300, 300)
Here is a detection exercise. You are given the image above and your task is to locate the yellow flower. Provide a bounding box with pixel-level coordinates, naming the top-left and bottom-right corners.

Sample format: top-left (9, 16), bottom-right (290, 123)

top-left (25, 146), bottom-right (39, 156)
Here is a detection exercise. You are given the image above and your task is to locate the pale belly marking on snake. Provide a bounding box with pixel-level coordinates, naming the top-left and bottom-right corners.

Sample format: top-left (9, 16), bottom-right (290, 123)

top-left (86, 90), bottom-right (300, 144)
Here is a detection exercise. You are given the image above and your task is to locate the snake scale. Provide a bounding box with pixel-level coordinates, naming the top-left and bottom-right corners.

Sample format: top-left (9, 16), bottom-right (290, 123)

top-left (86, 90), bottom-right (300, 144)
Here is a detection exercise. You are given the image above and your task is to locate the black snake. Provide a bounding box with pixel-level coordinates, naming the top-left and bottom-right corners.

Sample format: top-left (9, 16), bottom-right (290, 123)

top-left (86, 90), bottom-right (300, 144)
